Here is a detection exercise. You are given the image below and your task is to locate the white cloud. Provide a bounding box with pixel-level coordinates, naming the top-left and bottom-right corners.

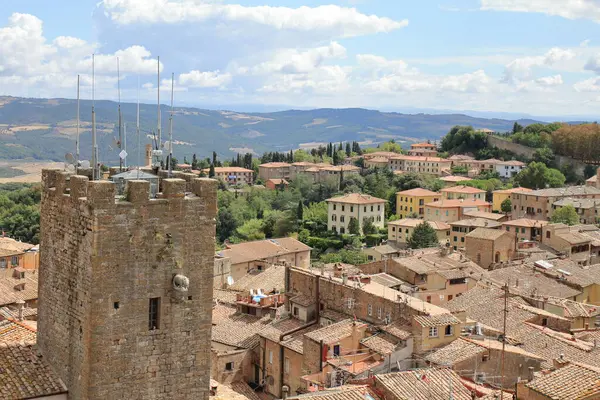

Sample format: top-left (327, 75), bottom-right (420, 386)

top-left (535, 74), bottom-right (563, 86)
top-left (178, 70), bottom-right (232, 88)
top-left (502, 47), bottom-right (575, 83)
top-left (584, 53), bottom-right (600, 74)
top-left (481, 0), bottom-right (600, 23)
top-left (78, 46), bottom-right (162, 75)
top-left (247, 42), bottom-right (346, 75)
top-left (574, 76), bottom-right (600, 92)
top-left (100, 0), bottom-right (408, 38)
top-left (581, 39), bottom-right (591, 47)
top-left (441, 70), bottom-right (491, 93)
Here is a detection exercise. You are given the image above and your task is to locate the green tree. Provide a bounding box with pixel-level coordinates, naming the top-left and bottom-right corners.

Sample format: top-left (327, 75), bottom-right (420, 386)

top-left (297, 200), bottom-right (304, 220)
top-left (235, 219), bottom-right (265, 241)
top-left (406, 211), bottom-right (419, 219)
top-left (514, 162), bottom-right (566, 189)
top-left (407, 222), bottom-right (439, 249)
top-left (216, 209), bottom-right (237, 242)
top-left (362, 217), bottom-right (378, 235)
top-left (348, 217), bottom-right (360, 235)
top-left (512, 122), bottom-right (524, 134)
top-left (551, 205), bottom-right (579, 226)
top-left (532, 147), bottom-right (555, 167)
top-left (209, 163), bottom-right (215, 178)
top-left (501, 198), bottom-right (512, 215)
top-left (440, 125), bottom-right (487, 154)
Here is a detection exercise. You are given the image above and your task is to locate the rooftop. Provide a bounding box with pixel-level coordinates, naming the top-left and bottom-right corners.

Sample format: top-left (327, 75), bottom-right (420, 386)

top-left (553, 197), bottom-right (600, 209)
top-left (439, 175), bottom-right (472, 182)
top-left (205, 167), bottom-right (254, 173)
top-left (391, 249), bottom-right (488, 278)
top-left (304, 319), bottom-right (365, 344)
top-left (388, 218), bottom-right (450, 231)
top-left (390, 155), bottom-right (449, 162)
top-left (259, 162), bottom-right (291, 168)
top-left (502, 218), bottom-right (548, 228)
top-left (375, 368), bottom-right (473, 400)
top-left (370, 273), bottom-right (407, 288)
top-left (378, 322), bottom-right (412, 340)
top-left (0, 342), bottom-right (67, 400)
top-left (449, 218), bottom-right (502, 228)
top-left (519, 185), bottom-right (600, 197)
top-left (326, 193), bottom-right (387, 205)
top-left (0, 319), bottom-right (37, 343)
top-left (441, 185), bottom-right (486, 194)
top-left (526, 362), bottom-right (600, 400)
top-left (462, 210), bottom-right (506, 221)
top-left (411, 142), bottom-right (437, 148)
top-left (266, 178), bottom-right (289, 185)
top-left (493, 187), bottom-right (533, 194)
top-left (413, 313), bottom-right (461, 327)
top-left (217, 237), bottom-right (310, 266)
top-left (0, 270), bottom-right (38, 307)
top-left (360, 334), bottom-right (398, 355)
top-left (466, 227), bottom-right (511, 241)
top-left (425, 199), bottom-right (491, 208)
top-left (0, 238), bottom-right (36, 258)
top-left (228, 265), bottom-right (285, 293)
top-left (396, 188), bottom-right (440, 197)
top-left (489, 264), bottom-right (583, 299)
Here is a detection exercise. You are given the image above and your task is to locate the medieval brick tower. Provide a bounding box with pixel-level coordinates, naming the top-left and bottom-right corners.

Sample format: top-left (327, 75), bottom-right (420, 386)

top-left (37, 170), bottom-right (216, 400)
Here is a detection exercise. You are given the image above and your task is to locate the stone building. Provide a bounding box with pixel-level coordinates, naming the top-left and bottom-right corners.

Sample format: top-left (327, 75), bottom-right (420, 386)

top-left (510, 186), bottom-right (600, 221)
top-left (37, 170), bottom-right (217, 400)
top-left (465, 227), bottom-right (515, 269)
top-left (326, 193), bottom-right (386, 234)
top-left (258, 162), bottom-right (292, 181)
top-left (449, 218), bottom-right (501, 251)
top-left (0, 237), bottom-right (39, 270)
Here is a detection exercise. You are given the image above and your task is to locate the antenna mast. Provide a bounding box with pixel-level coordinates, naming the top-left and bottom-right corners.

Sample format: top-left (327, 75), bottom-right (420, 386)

top-left (91, 54), bottom-right (99, 181)
top-left (168, 72), bottom-right (174, 177)
top-left (76, 74), bottom-right (80, 174)
top-left (137, 76), bottom-right (141, 179)
top-left (117, 57), bottom-right (124, 172)
top-left (157, 56), bottom-right (161, 157)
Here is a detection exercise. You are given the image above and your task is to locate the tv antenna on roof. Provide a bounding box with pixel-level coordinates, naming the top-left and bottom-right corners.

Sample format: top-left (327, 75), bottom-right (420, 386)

top-left (75, 74), bottom-right (80, 173)
top-left (116, 57), bottom-right (125, 172)
top-left (167, 72), bottom-right (174, 177)
top-left (91, 53), bottom-right (100, 180)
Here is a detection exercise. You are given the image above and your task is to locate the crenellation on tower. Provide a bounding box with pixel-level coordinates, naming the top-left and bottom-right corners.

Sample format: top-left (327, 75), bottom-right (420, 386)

top-left (38, 169), bottom-right (216, 400)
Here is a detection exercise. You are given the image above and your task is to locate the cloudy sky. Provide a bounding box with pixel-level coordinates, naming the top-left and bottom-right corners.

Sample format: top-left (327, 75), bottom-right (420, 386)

top-left (2, 0), bottom-right (600, 116)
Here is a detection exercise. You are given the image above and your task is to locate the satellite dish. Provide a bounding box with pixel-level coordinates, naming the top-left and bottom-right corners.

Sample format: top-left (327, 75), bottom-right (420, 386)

top-left (163, 141), bottom-right (172, 152)
top-left (226, 276), bottom-right (234, 286)
top-left (80, 160), bottom-right (91, 169)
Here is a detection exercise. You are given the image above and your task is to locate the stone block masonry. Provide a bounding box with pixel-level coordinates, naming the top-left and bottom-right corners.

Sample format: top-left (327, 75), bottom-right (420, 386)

top-left (37, 169), bottom-right (217, 400)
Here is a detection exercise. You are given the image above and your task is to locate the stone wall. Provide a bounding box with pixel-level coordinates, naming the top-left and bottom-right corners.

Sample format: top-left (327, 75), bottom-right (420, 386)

top-left (487, 135), bottom-right (586, 175)
top-left (38, 170), bottom-right (217, 400)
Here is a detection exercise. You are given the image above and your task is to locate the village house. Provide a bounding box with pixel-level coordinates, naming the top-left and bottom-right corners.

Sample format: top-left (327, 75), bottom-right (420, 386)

top-left (426, 337), bottom-right (544, 390)
top-left (258, 162), bottom-right (292, 181)
top-left (265, 178), bottom-right (289, 190)
top-left (449, 218), bottom-right (502, 251)
top-left (360, 248), bottom-right (487, 305)
top-left (540, 223), bottom-right (592, 265)
top-left (424, 199), bottom-right (492, 223)
top-left (326, 193), bottom-right (386, 234)
top-left (439, 175), bottom-right (472, 187)
top-left (364, 156), bottom-right (389, 169)
top-left (410, 142), bottom-right (437, 151)
top-left (217, 237), bottom-right (311, 281)
top-left (492, 187), bottom-right (532, 212)
top-left (396, 188), bottom-right (441, 219)
top-left (462, 210), bottom-right (508, 222)
top-left (465, 228), bottom-right (516, 269)
top-left (289, 161), bottom-right (321, 180)
top-left (202, 166), bottom-right (254, 185)
top-left (411, 314), bottom-right (463, 354)
top-left (0, 237), bottom-right (38, 270)
top-left (502, 218), bottom-right (547, 242)
top-left (407, 143), bottom-right (438, 157)
top-left (440, 185), bottom-right (486, 200)
top-left (510, 186), bottom-right (600, 221)
top-left (495, 160), bottom-right (526, 178)
top-left (517, 360), bottom-right (600, 400)
top-left (388, 155), bottom-right (452, 176)
top-left (387, 218), bottom-right (450, 246)
top-left (0, 268), bottom-right (39, 309)
top-left (363, 242), bottom-right (405, 262)
top-left (454, 158), bottom-right (502, 177)
top-left (552, 197), bottom-right (600, 224)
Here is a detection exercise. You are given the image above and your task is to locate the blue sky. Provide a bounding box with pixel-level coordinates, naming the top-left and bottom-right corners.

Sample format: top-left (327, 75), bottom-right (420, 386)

top-left (2, 0), bottom-right (600, 116)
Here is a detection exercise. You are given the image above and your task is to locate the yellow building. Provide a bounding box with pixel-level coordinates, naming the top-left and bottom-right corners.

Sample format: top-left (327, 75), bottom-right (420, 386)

top-left (492, 187), bottom-right (532, 212)
top-left (388, 218), bottom-right (450, 245)
top-left (396, 188), bottom-right (441, 219)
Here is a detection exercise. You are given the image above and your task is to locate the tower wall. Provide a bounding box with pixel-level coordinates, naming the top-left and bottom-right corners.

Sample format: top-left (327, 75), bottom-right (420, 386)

top-left (38, 169), bottom-right (217, 400)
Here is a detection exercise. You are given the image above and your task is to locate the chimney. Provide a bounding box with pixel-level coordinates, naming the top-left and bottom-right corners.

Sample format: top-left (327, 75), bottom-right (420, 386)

top-left (282, 385), bottom-right (289, 400)
top-left (342, 272), bottom-right (348, 285)
top-left (528, 366), bottom-right (535, 382)
top-left (16, 299), bottom-right (24, 321)
top-left (553, 353), bottom-right (568, 369)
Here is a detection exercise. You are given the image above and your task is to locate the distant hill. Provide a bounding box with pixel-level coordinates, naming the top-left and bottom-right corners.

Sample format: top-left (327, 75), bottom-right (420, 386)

top-left (0, 96), bottom-right (541, 163)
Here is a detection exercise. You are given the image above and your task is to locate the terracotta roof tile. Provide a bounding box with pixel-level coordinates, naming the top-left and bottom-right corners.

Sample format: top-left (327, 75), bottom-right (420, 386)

top-left (466, 227), bottom-right (511, 241)
top-left (526, 362), bottom-right (600, 400)
top-left (0, 270), bottom-right (38, 307)
top-left (218, 238), bottom-right (310, 266)
top-left (229, 265), bottom-right (285, 293)
top-left (439, 176), bottom-right (472, 182)
top-left (326, 193), bottom-right (386, 205)
top-left (425, 199), bottom-right (491, 208)
top-left (502, 218), bottom-right (548, 228)
top-left (305, 319), bottom-right (364, 344)
top-left (0, 238), bottom-right (35, 258)
top-left (378, 323), bottom-right (412, 340)
top-left (413, 314), bottom-right (461, 327)
top-left (493, 187), bottom-right (532, 194)
top-left (396, 188), bottom-right (440, 197)
top-left (360, 334), bottom-right (397, 355)
top-left (375, 368), bottom-right (472, 400)
top-left (441, 185), bottom-right (486, 194)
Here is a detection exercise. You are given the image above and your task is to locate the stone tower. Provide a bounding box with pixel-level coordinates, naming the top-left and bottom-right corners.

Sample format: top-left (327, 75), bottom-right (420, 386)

top-left (37, 170), bottom-right (216, 400)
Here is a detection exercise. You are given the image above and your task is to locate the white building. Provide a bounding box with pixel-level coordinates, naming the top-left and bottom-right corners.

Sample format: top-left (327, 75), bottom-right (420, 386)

top-left (326, 193), bottom-right (387, 234)
top-left (495, 160), bottom-right (526, 178)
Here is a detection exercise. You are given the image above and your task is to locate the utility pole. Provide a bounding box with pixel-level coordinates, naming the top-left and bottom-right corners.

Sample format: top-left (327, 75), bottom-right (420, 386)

top-left (500, 283), bottom-right (508, 399)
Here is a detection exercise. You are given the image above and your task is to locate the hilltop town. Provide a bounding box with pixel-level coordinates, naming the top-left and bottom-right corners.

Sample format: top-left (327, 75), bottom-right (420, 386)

top-left (4, 123), bottom-right (600, 399)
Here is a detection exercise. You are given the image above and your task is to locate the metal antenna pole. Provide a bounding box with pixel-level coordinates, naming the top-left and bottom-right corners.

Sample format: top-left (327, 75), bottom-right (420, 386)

top-left (124, 123), bottom-right (127, 168)
top-left (137, 76), bottom-right (141, 179)
top-left (76, 74), bottom-right (80, 174)
top-left (500, 283), bottom-right (508, 399)
top-left (117, 57), bottom-right (123, 172)
top-left (157, 56), bottom-right (161, 157)
top-left (168, 72), bottom-right (174, 177)
top-left (91, 54), bottom-right (99, 181)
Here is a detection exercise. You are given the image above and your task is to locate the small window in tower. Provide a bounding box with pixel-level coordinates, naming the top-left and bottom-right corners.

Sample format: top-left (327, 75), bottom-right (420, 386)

top-left (225, 362), bottom-right (234, 371)
top-left (113, 301), bottom-right (120, 310)
top-left (149, 297), bottom-right (161, 330)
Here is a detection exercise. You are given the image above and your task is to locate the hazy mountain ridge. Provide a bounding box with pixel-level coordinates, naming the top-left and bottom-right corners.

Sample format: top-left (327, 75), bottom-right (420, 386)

top-left (0, 96), bottom-right (541, 163)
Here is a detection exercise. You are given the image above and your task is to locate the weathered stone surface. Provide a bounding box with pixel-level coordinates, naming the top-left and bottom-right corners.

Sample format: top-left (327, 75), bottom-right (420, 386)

top-left (38, 170), bottom-right (217, 400)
